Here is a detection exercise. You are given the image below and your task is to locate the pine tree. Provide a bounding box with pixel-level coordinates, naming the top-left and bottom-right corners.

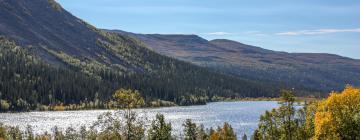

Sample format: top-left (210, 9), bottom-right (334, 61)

top-left (183, 119), bottom-right (197, 140)
top-left (147, 114), bottom-right (172, 140)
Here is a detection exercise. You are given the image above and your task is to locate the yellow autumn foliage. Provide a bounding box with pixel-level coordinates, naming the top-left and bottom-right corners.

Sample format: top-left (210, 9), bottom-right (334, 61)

top-left (314, 85), bottom-right (360, 140)
top-left (208, 123), bottom-right (237, 140)
top-left (53, 104), bottom-right (65, 111)
top-left (209, 132), bottom-right (220, 140)
top-left (113, 88), bottom-right (145, 109)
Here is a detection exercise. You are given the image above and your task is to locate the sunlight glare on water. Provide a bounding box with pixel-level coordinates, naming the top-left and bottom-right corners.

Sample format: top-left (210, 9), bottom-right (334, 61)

top-left (0, 101), bottom-right (279, 138)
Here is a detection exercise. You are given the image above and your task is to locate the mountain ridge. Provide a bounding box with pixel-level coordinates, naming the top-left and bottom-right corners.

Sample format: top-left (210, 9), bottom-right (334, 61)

top-left (108, 29), bottom-right (360, 92)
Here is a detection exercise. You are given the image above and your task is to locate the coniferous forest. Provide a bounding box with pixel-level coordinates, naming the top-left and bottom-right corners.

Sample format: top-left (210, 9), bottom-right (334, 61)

top-left (0, 35), bottom-right (278, 111)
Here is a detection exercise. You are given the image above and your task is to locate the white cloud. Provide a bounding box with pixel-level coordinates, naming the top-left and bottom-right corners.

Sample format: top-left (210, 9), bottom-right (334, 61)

top-left (243, 31), bottom-right (261, 34)
top-left (203, 31), bottom-right (270, 37)
top-left (253, 33), bottom-right (269, 37)
top-left (206, 32), bottom-right (234, 36)
top-left (276, 28), bottom-right (360, 36)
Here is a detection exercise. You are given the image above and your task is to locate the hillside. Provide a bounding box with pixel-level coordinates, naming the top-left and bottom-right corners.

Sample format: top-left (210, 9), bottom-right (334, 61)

top-left (110, 30), bottom-right (360, 92)
top-left (0, 0), bottom-right (276, 111)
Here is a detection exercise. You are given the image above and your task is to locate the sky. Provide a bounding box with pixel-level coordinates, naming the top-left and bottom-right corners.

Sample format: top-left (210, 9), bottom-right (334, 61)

top-left (57, 0), bottom-right (360, 59)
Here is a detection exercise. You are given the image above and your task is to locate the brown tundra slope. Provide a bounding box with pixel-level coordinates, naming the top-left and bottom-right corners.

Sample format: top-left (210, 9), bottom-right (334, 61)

top-left (109, 30), bottom-right (360, 92)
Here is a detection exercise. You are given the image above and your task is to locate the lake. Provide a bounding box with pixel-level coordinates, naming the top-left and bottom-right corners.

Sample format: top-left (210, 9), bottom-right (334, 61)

top-left (0, 101), bottom-right (279, 139)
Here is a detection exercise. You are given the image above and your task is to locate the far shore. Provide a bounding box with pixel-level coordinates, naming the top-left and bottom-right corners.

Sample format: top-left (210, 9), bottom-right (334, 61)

top-left (212, 96), bottom-right (321, 102)
top-left (0, 97), bottom-right (321, 113)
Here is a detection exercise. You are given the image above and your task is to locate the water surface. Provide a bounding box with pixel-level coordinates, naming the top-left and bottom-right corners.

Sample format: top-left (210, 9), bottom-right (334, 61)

top-left (0, 101), bottom-right (279, 138)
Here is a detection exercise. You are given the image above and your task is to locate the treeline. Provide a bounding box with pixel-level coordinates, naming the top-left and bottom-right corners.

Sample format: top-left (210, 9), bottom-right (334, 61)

top-left (253, 85), bottom-right (360, 140)
top-left (0, 35), bottom-right (278, 112)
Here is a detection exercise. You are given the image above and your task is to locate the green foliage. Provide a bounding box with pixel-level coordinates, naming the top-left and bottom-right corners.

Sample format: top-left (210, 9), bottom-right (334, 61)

top-left (279, 90), bottom-right (296, 140)
top-left (122, 111), bottom-right (145, 140)
top-left (180, 119), bottom-right (239, 140)
top-left (252, 129), bottom-right (261, 140)
top-left (92, 112), bottom-right (122, 139)
top-left (254, 90), bottom-right (309, 140)
top-left (97, 111), bottom-right (138, 140)
top-left (147, 114), bottom-right (172, 140)
top-left (183, 119), bottom-right (198, 140)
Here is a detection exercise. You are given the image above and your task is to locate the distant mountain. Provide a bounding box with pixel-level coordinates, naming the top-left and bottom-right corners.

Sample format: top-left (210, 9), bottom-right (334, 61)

top-left (0, 0), bottom-right (276, 110)
top-left (109, 30), bottom-right (360, 92)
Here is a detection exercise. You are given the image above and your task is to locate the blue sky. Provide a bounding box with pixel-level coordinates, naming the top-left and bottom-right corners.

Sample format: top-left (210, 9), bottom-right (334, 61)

top-left (57, 0), bottom-right (360, 59)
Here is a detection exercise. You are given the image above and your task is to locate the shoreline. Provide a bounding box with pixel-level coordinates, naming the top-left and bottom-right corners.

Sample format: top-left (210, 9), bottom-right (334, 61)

top-left (0, 97), bottom-right (320, 113)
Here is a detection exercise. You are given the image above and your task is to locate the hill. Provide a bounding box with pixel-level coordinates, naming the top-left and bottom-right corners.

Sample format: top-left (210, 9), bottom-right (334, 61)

top-left (109, 30), bottom-right (360, 92)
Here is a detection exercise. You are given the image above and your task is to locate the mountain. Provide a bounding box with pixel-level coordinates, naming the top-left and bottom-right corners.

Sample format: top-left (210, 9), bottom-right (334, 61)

top-left (0, 0), bottom-right (134, 67)
top-left (109, 30), bottom-right (360, 92)
top-left (0, 0), bottom-right (276, 111)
